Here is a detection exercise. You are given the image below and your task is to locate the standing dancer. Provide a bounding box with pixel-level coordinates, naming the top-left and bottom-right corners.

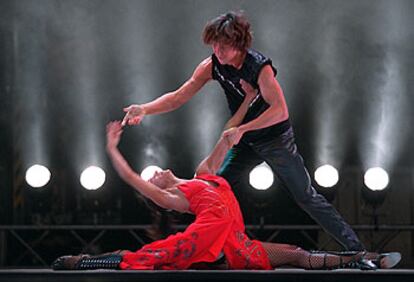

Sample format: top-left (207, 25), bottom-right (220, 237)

top-left (122, 11), bottom-right (365, 251)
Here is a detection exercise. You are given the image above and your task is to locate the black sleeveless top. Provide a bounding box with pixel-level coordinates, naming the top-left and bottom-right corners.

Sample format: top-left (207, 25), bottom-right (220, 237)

top-left (211, 49), bottom-right (291, 143)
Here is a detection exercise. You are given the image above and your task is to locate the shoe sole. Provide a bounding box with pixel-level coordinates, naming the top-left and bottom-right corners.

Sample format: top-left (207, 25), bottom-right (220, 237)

top-left (380, 252), bottom-right (401, 269)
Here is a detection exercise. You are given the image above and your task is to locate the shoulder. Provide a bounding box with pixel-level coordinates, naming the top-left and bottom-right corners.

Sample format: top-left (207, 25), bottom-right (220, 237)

top-left (246, 49), bottom-right (270, 65)
top-left (245, 49), bottom-right (277, 79)
top-left (258, 65), bottom-right (277, 81)
top-left (199, 56), bottom-right (213, 68)
top-left (164, 187), bottom-right (190, 213)
top-left (193, 57), bottom-right (213, 81)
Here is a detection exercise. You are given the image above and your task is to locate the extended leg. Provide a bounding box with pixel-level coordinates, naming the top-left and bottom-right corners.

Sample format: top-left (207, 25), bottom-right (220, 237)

top-left (261, 242), bottom-right (374, 270)
top-left (261, 242), bottom-right (401, 270)
top-left (254, 129), bottom-right (364, 251)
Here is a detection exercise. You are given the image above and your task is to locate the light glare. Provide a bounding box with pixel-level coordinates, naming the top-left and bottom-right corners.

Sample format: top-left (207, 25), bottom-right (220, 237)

top-left (364, 167), bottom-right (389, 191)
top-left (249, 162), bottom-right (274, 190)
top-left (25, 164), bottom-right (51, 188)
top-left (314, 165), bottom-right (339, 188)
top-left (80, 166), bottom-right (106, 190)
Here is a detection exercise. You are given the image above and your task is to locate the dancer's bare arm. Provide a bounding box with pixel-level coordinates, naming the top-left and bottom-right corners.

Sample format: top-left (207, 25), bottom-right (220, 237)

top-left (224, 65), bottom-right (289, 146)
top-left (106, 122), bottom-right (188, 212)
top-left (122, 58), bottom-right (212, 126)
top-left (195, 133), bottom-right (232, 176)
top-left (223, 79), bottom-right (257, 130)
top-left (195, 81), bottom-right (257, 175)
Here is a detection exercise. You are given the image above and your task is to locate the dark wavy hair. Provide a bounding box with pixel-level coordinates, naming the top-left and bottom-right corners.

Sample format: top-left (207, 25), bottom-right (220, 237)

top-left (202, 11), bottom-right (253, 51)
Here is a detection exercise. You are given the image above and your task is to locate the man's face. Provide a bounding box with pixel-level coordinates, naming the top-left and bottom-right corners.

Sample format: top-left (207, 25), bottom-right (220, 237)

top-left (212, 42), bottom-right (239, 65)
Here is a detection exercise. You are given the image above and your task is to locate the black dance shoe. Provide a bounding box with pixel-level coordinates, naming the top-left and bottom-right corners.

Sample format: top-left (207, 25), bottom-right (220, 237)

top-left (52, 253), bottom-right (122, 270)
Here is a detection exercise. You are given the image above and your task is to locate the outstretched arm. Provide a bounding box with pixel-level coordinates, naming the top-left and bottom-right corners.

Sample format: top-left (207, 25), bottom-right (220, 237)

top-left (106, 122), bottom-right (187, 211)
top-left (195, 133), bottom-right (232, 176)
top-left (122, 58), bottom-right (212, 126)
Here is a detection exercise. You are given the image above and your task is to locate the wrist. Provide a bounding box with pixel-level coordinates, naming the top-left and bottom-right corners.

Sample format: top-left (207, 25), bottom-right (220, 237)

top-left (106, 144), bottom-right (117, 153)
top-left (141, 105), bottom-right (148, 115)
top-left (241, 98), bottom-right (251, 106)
top-left (238, 125), bottom-right (248, 134)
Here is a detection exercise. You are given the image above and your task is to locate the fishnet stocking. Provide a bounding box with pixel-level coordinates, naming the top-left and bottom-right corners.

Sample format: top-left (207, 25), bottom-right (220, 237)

top-left (261, 242), bottom-right (367, 269)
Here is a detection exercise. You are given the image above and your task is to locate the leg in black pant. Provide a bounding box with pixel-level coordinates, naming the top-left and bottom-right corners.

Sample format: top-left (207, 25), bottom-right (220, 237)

top-left (254, 128), bottom-right (364, 251)
top-left (219, 127), bottom-right (364, 251)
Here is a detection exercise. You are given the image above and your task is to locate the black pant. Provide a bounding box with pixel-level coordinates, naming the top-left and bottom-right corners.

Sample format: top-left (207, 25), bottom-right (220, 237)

top-left (217, 127), bottom-right (364, 251)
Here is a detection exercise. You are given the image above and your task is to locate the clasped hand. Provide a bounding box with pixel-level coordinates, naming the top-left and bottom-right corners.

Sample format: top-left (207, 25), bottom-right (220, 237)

top-left (223, 127), bottom-right (244, 147)
top-left (122, 104), bottom-right (145, 126)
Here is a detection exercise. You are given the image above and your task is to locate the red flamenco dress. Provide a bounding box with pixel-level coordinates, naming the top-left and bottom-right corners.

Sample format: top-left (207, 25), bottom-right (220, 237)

top-left (119, 174), bottom-right (271, 270)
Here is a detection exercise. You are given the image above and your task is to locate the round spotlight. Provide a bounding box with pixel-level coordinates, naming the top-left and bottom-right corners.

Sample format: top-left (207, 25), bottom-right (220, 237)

top-left (314, 165), bottom-right (339, 188)
top-left (364, 167), bottom-right (389, 191)
top-left (25, 164), bottom-right (51, 188)
top-left (249, 162), bottom-right (274, 190)
top-left (141, 165), bottom-right (163, 181)
top-left (80, 166), bottom-right (106, 190)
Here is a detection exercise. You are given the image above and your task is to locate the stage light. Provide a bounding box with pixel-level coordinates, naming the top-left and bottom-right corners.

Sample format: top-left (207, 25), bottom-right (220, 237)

top-left (364, 167), bottom-right (389, 191)
top-left (25, 164), bottom-right (51, 188)
top-left (249, 162), bottom-right (274, 190)
top-left (80, 166), bottom-right (106, 190)
top-left (141, 165), bottom-right (162, 181)
top-left (314, 165), bottom-right (339, 188)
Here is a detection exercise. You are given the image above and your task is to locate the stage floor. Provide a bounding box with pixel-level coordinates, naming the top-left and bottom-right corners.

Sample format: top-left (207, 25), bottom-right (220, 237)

top-left (1, 268), bottom-right (414, 282)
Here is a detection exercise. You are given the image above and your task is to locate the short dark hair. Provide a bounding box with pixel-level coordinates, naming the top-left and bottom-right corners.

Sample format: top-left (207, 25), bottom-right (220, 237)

top-left (202, 11), bottom-right (252, 51)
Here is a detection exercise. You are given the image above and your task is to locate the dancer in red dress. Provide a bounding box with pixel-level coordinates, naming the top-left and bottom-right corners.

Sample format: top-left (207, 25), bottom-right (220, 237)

top-left (120, 173), bottom-right (271, 270)
top-left (52, 120), bottom-right (400, 270)
top-left (116, 86), bottom-right (270, 270)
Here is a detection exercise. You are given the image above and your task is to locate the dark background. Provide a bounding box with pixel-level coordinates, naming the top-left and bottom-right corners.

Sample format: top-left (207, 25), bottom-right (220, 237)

top-left (0, 0), bottom-right (413, 267)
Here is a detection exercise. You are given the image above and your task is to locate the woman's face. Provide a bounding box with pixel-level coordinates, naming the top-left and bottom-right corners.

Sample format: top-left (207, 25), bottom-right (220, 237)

top-left (148, 169), bottom-right (176, 189)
